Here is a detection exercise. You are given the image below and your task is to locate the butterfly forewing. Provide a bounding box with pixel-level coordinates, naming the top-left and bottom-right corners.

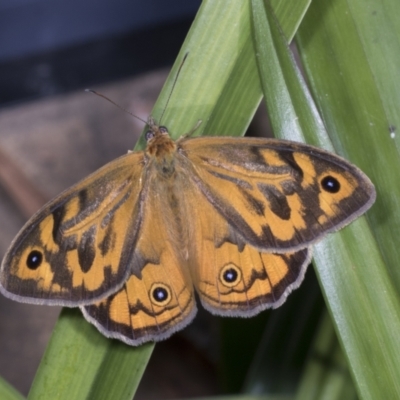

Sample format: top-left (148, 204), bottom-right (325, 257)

top-left (0, 152), bottom-right (146, 306)
top-left (181, 137), bottom-right (376, 252)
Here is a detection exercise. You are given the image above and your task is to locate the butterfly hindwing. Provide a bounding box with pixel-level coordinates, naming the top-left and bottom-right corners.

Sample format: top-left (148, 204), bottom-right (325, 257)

top-left (184, 187), bottom-right (312, 316)
top-left (0, 152), bottom-right (146, 306)
top-left (82, 259), bottom-right (196, 346)
top-left (197, 243), bottom-right (311, 317)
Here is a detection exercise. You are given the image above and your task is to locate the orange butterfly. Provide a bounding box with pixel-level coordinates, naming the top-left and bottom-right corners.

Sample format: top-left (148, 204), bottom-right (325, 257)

top-left (0, 117), bottom-right (375, 345)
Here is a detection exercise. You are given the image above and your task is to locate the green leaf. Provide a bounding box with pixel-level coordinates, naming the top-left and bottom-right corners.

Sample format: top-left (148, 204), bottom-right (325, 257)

top-left (137, 2), bottom-right (263, 148)
top-left (296, 0), bottom-right (400, 398)
top-left (295, 313), bottom-right (357, 400)
top-left (270, 0), bottom-right (311, 41)
top-left (250, 0), bottom-right (400, 398)
top-left (0, 376), bottom-right (25, 400)
top-left (297, 0), bottom-right (400, 289)
top-left (28, 309), bottom-right (153, 400)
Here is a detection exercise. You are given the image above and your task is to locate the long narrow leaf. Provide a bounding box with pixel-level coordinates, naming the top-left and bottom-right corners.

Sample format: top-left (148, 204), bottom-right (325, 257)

top-left (295, 314), bottom-right (357, 400)
top-left (0, 376), bottom-right (25, 400)
top-left (251, 0), bottom-right (400, 399)
top-left (296, 0), bottom-right (400, 397)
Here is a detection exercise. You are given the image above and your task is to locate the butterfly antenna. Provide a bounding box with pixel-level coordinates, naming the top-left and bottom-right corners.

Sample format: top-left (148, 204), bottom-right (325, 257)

top-left (159, 52), bottom-right (189, 124)
top-left (85, 89), bottom-right (148, 125)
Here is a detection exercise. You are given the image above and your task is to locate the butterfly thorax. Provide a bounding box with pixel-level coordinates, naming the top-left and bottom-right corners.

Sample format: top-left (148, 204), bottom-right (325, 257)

top-left (145, 124), bottom-right (178, 178)
top-left (146, 133), bottom-right (176, 158)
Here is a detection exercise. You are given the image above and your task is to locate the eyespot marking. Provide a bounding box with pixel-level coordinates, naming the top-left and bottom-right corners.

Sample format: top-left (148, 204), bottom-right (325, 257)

top-left (26, 250), bottom-right (43, 270)
top-left (321, 175), bottom-right (341, 193)
top-left (220, 264), bottom-right (242, 287)
top-left (150, 283), bottom-right (171, 306)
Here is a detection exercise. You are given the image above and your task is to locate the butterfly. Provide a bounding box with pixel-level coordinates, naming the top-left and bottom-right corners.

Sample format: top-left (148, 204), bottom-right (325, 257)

top-left (0, 117), bottom-right (375, 346)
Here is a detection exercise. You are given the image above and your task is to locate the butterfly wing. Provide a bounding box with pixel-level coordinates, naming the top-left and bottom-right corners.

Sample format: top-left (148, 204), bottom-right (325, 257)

top-left (82, 166), bottom-right (196, 345)
top-left (180, 137), bottom-right (376, 252)
top-left (82, 261), bottom-right (196, 346)
top-left (197, 244), bottom-right (311, 317)
top-left (183, 186), bottom-right (311, 316)
top-left (0, 152), bottom-right (146, 306)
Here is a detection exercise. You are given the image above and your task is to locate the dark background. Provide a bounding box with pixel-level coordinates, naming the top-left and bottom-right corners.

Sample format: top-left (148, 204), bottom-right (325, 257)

top-left (0, 0), bottom-right (201, 106)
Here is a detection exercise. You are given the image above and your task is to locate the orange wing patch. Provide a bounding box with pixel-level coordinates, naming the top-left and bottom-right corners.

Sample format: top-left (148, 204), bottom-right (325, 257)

top-left (82, 260), bottom-right (196, 345)
top-left (0, 152), bottom-right (145, 305)
top-left (184, 184), bottom-right (311, 316)
top-left (181, 137), bottom-right (375, 251)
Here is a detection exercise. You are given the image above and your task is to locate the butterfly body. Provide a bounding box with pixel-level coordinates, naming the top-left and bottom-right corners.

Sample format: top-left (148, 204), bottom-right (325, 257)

top-left (0, 119), bottom-right (375, 345)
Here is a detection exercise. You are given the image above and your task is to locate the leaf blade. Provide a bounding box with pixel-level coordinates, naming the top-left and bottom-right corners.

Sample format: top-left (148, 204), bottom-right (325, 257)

top-left (252, 0), bottom-right (400, 398)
